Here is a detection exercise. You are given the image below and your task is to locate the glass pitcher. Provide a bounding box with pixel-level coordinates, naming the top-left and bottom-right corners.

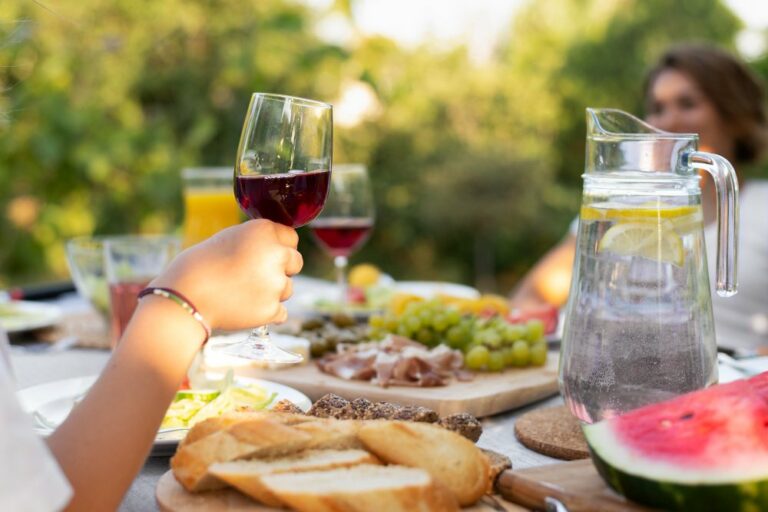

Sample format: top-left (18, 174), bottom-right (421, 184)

top-left (560, 108), bottom-right (738, 424)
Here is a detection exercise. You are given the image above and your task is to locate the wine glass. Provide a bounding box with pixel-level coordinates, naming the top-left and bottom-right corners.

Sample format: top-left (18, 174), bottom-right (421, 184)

top-left (309, 164), bottom-right (375, 307)
top-left (217, 93), bottom-right (332, 363)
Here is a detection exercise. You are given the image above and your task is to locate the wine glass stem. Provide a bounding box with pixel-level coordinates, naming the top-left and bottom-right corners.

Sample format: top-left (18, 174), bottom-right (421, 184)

top-left (220, 323), bottom-right (301, 363)
top-left (250, 325), bottom-right (270, 349)
top-left (334, 255), bottom-right (348, 305)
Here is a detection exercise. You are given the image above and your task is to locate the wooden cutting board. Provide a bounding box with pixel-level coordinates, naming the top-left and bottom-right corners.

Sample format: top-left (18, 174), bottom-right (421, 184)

top-left (496, 459), bottom-right (656, 511)
top-left (156, 470), bottom-right (527, 511)
top-left (235, 356), bottom-right (558, 417)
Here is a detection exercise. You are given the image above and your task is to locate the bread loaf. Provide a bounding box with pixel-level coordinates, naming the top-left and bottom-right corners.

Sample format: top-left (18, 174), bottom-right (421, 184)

top-left (171, 411), bottom-right (491, 509)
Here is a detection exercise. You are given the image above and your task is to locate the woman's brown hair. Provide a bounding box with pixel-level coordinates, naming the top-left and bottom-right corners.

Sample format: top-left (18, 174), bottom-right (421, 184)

top-left (644, 44), bottom-right (768, 166)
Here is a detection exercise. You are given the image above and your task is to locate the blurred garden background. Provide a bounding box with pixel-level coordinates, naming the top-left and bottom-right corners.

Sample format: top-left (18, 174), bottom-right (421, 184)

top-left (1, 0), bottom-right (767, 291)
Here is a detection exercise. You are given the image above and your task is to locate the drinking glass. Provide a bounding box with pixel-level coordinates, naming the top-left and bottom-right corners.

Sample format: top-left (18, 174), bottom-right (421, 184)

top-left (65, 236), bottom-right (110, 321)
top-left (182, 167), bottom-right (243, 247)
top-left (104, 235), bottom-right (180, 348)
top-left (309, 164), bottom-right (374, 306)
top-left (218, 93), bottom-right (332, 363)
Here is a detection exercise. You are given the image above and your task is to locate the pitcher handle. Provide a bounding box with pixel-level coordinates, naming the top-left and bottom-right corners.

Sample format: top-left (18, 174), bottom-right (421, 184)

top-left (685, 151), bottom-right (739, 297)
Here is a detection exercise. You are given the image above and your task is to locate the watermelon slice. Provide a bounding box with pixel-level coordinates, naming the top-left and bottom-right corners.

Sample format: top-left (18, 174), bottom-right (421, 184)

top-left (583, 372), bottom-right (768, 511)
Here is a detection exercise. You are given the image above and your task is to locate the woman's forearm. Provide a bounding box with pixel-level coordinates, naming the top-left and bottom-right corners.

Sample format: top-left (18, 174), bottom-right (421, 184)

top-left (47, 296), bottom-right (205, 511)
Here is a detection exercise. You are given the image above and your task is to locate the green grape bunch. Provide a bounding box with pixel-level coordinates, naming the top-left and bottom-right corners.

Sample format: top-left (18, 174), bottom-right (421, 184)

top-left (369, 299), bottom-right (547, 371)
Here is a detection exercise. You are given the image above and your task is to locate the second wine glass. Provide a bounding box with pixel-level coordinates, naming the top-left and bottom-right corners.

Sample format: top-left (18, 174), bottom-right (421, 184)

top-left (217, 93), bottom-right (332, 363)
top-left (309, 164), bottom-right (375, 307)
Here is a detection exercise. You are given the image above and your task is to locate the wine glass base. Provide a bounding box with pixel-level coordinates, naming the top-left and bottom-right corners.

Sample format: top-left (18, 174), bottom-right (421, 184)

top-left (214, 341), bottom-right (304, 364)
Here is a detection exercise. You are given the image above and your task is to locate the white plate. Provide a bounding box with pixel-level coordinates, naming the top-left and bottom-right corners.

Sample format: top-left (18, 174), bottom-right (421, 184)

top-left (0, 301), bottom-right (63, 333)
top-left (718, 364), bottom-right (746, 383)
top-left (392, 281), bottom-right (480, 299)
top-left (717, 356), bottom-right (768, 383)
top-left (17, 375), bottom-right (312, 456)
top-left (726, 356), bottom-right (768, 376)
top-left (293, 280), bottom-right (480, 319)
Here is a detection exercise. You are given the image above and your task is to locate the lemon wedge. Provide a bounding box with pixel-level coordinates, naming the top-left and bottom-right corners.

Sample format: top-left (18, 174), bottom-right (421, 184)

top-left (598, 221), bottom-right (684, 266)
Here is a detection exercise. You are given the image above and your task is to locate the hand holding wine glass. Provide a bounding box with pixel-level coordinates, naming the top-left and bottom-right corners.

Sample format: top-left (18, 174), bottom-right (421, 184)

top-left (220, 93), bottom-right (332, 363)
top-left (310, 164), bottom-right (374, 307)
top-left (150, 220), bottom-right (303, 330)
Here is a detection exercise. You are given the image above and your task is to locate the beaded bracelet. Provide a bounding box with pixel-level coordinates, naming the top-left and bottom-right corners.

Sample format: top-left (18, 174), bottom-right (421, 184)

top-left (137, 287), bottom-right (212, 343)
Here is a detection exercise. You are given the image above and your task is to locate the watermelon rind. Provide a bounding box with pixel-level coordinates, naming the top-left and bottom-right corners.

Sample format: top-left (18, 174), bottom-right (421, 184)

top-left (585, 421), bottom-right (768, 511)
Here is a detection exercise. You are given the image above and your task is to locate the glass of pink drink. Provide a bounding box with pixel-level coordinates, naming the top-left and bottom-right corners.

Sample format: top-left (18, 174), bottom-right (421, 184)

top-left (309, 164), bottom-right (375, 306)
top-left (103, 235), bottom-right (180, 348)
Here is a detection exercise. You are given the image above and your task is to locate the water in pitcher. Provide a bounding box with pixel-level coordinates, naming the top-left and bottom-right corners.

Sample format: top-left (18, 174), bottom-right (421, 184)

top-left (560, 189), bottom-right (718, 423)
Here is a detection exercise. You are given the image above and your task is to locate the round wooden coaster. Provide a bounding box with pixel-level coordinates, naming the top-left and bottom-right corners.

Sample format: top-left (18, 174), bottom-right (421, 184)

top-left (514, 405), bottom-right (590, 460)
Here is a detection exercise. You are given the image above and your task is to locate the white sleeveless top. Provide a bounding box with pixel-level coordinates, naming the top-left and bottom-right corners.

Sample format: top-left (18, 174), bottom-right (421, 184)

top-left (0, 331), bottom-right (72, 511)
top-left (704, 180), bottom-right (768, 349)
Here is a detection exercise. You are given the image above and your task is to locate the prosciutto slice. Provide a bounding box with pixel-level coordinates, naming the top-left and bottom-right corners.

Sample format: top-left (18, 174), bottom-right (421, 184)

top-left (316, 336), bottom-right (472, 387)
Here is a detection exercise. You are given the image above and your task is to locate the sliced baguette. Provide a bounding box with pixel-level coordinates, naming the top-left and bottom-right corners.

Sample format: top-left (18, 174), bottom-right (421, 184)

top-left (260, 464), bottom-right (459, 512)
top-left (209, 449), bottom-right (379, 507)
top-left (358, 420), bottom-right (491, 506)
top-left (172, 414), bottom-right (363, 492)
top-left (171, 416), bottom-right (314, 491)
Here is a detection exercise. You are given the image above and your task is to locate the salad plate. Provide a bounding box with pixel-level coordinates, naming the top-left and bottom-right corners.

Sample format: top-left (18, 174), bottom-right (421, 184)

top-left (0, 300), bottom-right (63, 333)
top-left (17, 373), bottom-right (311, 456)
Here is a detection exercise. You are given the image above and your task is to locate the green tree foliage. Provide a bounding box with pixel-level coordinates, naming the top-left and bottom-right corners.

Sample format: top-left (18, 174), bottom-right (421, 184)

top-left (0, 0), bottom-right (346, 283)
top-left (0, 0), bottom-right (752, 290)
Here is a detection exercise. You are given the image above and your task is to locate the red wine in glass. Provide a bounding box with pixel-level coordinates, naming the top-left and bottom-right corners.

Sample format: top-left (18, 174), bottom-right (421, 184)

top-left (225, 92), bottom-right (332, 363)
top-left (310, 217), bottom-right (373, 258)
top-left (235, 170), bottom-right (330, 227)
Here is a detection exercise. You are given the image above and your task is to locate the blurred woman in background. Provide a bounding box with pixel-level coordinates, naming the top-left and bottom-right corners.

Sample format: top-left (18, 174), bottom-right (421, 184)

top-left (510, 44), bottom-right (768, 349)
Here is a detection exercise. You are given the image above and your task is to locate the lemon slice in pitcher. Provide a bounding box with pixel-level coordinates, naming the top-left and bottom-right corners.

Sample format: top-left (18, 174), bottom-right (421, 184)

top-left (598, 221), bottom-right (684, 266)
top-left (583, 202), bottom-right (703, 237)
top-left (581, 203), bottom-right (697, 218)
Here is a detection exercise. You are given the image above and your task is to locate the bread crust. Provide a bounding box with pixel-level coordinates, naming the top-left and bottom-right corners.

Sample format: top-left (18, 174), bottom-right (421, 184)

top-left (179, 411), bottom-right (313, 448)
top-left (171, 416), bottom-right (313, 491)
top-left (172, 414), bottom-right (366, 492)
top-left (261, 464), bottom-right (460, 512)
top-left (358, 420), bottom-right (491, 506)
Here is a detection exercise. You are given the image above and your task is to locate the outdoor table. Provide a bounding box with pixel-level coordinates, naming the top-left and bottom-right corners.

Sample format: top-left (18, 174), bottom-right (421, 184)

top-left (10, 348), bottom-right (562, 510)
top-left (9, 289), bottom-right (563, 511)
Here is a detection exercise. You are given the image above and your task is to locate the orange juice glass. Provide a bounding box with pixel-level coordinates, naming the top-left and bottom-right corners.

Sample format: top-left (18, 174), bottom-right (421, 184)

top-left (182, 167), bottom-right (242, 247)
